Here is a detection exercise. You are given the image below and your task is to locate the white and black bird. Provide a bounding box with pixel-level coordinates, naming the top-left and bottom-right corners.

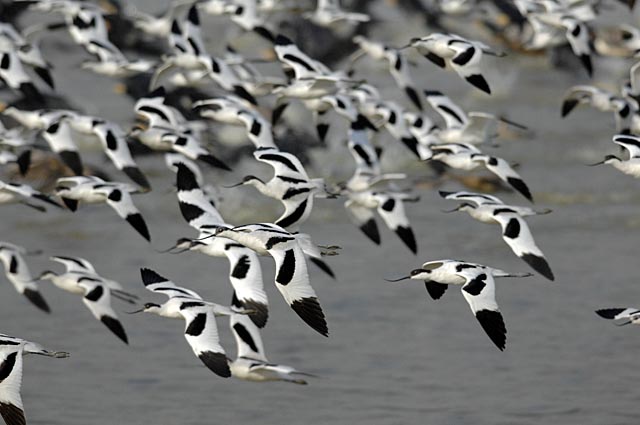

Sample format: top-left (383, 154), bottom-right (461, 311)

top-left (561, 85), bottom-right (631, 133)
top-left (0, 180), bottom-right (63, 212)
top-left (36, 261), bottom-right (132, 344)
top-left (213, 223), bottom-right (329, 336)
top-left (166, 163), bottom-right (270, 327)
top-left (303, 0), bottom-right (370, 28)
top-left (228, 293), bottom-right (315, 384)
top-left (225, 147), bottom-right (327, 231)
top-left (41, 120), bottom-right (83, 175)
top-left (424, 90), bottom-right (527, 145)
top-left (387, 260), bottom-right (532, 350)
top-left (404, 33), bottom-right (504, 94)
top-left (54, 176), bottom-right (151, 241)
top-left (596, 307), bottom-right (640, 326)
top-left (0, 49), bottom-right (43, 100)
top-left (132, 268), bottom-right (243, 378)
top-left (439, 190), bottom-right (554, 280)
top-left (590, 134), bottom-right (640, 178)
top-left (0, 334), bottom-right (69, 425)
top-left (0, 242), bottom-right (49, 312)
top-left (430, 142), bottom-right (534, 202)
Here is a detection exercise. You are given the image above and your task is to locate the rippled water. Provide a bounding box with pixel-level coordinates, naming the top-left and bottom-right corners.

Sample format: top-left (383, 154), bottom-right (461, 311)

top-left (2, 2), bottom-right (640, 425)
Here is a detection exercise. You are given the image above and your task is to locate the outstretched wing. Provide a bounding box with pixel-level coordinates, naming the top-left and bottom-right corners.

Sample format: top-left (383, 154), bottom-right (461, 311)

top-left (373, 193), bottom-right (417, 254)
top-left (179, 304), bottom-right (231, 378)
top-left (139, 268), bottom-right (202, 299)
top-left (424, 90), bottom-right (469, 129)
top-left (78, 277), bottom-right (128, 344)
top-left (175, 163), bottom-right (225, 230)
top-left (613, 134), bottom-right (640, 159)
top-left (94, 185), bottom-right (150, 241)
top-left (0, 344), bottom-right (25, 425)
top-left (457, 269), bottom-right (506, 351)
top-left (224, 245), bottom-right (269, 328)
top-left (254, 147), bottom-right (310, 180)
top-left (229, 296), bottom-right (268, 361)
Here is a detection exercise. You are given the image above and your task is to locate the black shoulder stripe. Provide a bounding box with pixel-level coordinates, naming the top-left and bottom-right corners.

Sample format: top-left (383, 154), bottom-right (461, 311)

top-left (259, 153), bottom-right (299, 172)
top-left (283, 187), bottom-right (311, 200)
top-left (275, 199), bottom-right (308, 228)
top-left (84, 285), bottom-right (104, 301)
top-left (233, 323), bottom-right (259, 352)
top-left (276, 249), bottom-right (296, 285)
top-left (185, 313), bottom-right (207, 336)
top-left (282, 53), bottom-right (316, 71)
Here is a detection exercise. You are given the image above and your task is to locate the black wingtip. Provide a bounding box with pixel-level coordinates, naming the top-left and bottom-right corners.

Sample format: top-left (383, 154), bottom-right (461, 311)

top-left (199, 351), bottom-right (231, 377)
top-left (359, 218), bottom-right (380, 245)
top-left (400, 136), bottom-right (420, 157)
top-left (19, 82), bottom-right (43, 102)
top-left (126, 213), bottom-right (151, 242)
top-left (291, 297), bottom-right (328, 337)
top-left (465, 74), bottom-right (491, 94)
top-left (506, 177), bottom-right (533, 202)
top-left (0, 402), bottom-right (25, 425)
top-left (405, 86), bottom-right (423, 111)
top-left (232, 85), bottom-right (258, 106)
top-left (58, 151), bottom-right (84, 175)
top-left (316, 123), bottom-right (329, 142)
top-left (395, 226), bottom-right (417, 254)
top-left (424, 281), bottom-right (448, 300)
top-left (101, 316), bottom-right (128, 344)
top-left (274, 34), bottom-right (293, 46)
top-left (147, 86), bottom-right (166, 98)
top-left (580, 54), bottom-right (593, 78)
top-left (595, 308), bottom-right (626, 320)
top-left (16, 150), bottom-right (31, 176)
top-left (438, 190), bottom-right (454, 198)
top-left (23, 288), bottom-right (50, 313)
top-left (309, 257), bottom-right (336, 279)
top-left (198, 154), bottom-right (231, 171)
top-left (34, 67), bottom-right (55, 89)
top-left (60, 197), bottom-right (78, 212)
top-left (272, 103), bottom-right (288, 125)
top-left (241, 299), bottom-right (269, 328)
top-left (122, 166), bottom-right (151, 190)
top-left (561, 99), bottom-right (579, 117)
top-left (140, 268), bottom-right (166, 286)
top-left (32, 193), bottom-right (63, 209)
top-left (475, 309), bottom-right (506, 351)
top-left (187, 5), bottom-right (200, 25)
top-left (175, 163), bottom-right (200, 191)
top-left (253, 26), bottom-right (275, 42)
top-left (521, 253), bottom-right (554, 281)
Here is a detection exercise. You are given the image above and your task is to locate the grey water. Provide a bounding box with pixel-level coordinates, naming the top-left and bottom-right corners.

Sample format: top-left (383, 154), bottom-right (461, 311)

top-left (2, 1), bottom-right (640, 424)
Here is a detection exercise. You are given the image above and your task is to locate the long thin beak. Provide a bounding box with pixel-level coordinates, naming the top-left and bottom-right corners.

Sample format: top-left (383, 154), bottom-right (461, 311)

top-left (587, 160), bottom-right (606, 166)
top-left (384, 275), bottom-right (411, 282)
top-left (441, 206), bottom-right (462, 213)
top-left (222, 182), bottom-right (245, 188)
top-left (126, 308), bottom-right (146, 314)
top-left (615, 320), bottom-right (632, 326)
top-left (155, 242), bottom-right (192, 254)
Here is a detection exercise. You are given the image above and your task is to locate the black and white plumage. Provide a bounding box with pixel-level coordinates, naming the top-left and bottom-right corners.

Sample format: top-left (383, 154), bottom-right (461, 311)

top-left (41, 120), bottom-right (83, 175)
top-left (0, 180), bottom-right (63, 212)
top-left (229, 293), bottom-right (314, 384)
top-left (439, 191), bottom-right (554, 281)
top-left (193, 97), bottom-right (276, 148)
top-left (350, 35), bottom-right (422, 110)
top-left (213, 224), bottom-right (329, 337)
top-left (303, 0), bottom-right (370, 28)
top-left (430, 143), bottom-right (534, 202)
top-left (171, 163), bottom-right (270, 327)
top-left (596, 308), bottom-right (640, 326)
top-left (0, 334), bottom-right (68, 425)
top-left (0, 22), bottom-right (54, 89)
top-left (134, 268), bottom-right (241, 378)
top-left (591, 134), bottom-right (640, 178)
top-left (0, 50), bottom-right (42, 100)
top-left (388, 260), bottom-right (532, 350)
top-left (0, 242), bottom-right (49, 313)
top-left (424, 90), bottom-right (527, 145)
top-left (561, 85), bottom-right (631, 133)
top-left (228, 147), bottom-right (326, 231)
top-left (37, 263), bottom-right (131, 344)
top-left (405, 33), bottom-right (503, 94)
top-left (54, 176), bottom-right (151, 241)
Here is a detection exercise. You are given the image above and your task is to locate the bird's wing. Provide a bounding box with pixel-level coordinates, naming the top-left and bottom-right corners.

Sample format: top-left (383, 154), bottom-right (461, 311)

top-left (179, 304), bottom-right (231, 377)
top-left (229, 305), bottom-right (268, 361)
top-left (268, 242), bottom-right (328, 337)
top-left (276, 194), bottom-right (315, 231)
top-left (373, 193), bottom-right (417, 254)
top-left (41, 120), bottom-right (83, 175)
top-left (254, 147), bottom-right (310, 180)
top-left (492, 209), bottom-right (554, 280)
top-left (473, 154), bottom-right (533, 202)
top-left (386, 50), bottom-right (422, 111)
top-left (439, 190), bottom-right (503, 206)
top-left (457, 268), bottom-right (506, 350)
top-left (175, 163), bottom-right (225, 230)
top-left (424, 90), bottom-right (469, 128)
top-left (93, 185), bottom-right (150, 241)
top-left (139, 268), bottom-right (202, 300)
top-left (92, 123), bottom-right (150, 189)
top-left (50, 255), bottom-right (96, 273)
top-left (466, 112), bottom-right (499, 144)
top-left (613, 134), bottom-right (640, 159)
top-left (595, 307), bottom-right (640, 322)
top-left (345, 198), bottom-right (380, 245)
top-left (447, 41), bottom-right (491, 94)
top-left (0, 344), bottom-right (25, 424)
top-left (78, 277), bottom-right (128, 344)
top-left (223, 245), bottom-right (269, 328)
top-left (1, 182), bottom-right (61, 209)
top-left (562, 18), bottom-right (592, 77)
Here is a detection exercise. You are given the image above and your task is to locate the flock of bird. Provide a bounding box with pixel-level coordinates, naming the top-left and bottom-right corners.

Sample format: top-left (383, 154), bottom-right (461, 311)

top-left (0, 0), bottom-right (639, 424)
